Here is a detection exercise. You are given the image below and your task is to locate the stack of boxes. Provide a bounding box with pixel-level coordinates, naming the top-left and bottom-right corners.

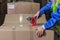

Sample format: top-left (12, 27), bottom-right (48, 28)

top-left (0, 1), bottom-right (54, 40)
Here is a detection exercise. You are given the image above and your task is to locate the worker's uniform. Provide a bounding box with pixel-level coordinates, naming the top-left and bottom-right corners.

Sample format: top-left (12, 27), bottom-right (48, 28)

top-left (39, 0), bottom-right (60, 29)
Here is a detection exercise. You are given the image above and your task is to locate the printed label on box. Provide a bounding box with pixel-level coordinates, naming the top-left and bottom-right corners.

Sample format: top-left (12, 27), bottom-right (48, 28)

top-left (8, 3), bottom-right (15, 9)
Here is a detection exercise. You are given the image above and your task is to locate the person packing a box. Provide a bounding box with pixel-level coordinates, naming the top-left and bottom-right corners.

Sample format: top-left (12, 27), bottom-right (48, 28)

top-left (27, 0), bottom-right (60, 37)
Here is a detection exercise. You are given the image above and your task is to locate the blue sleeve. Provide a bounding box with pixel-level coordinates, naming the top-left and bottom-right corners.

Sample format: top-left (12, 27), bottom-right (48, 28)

top-left (44, 17), bottom-right (57, 29)
top-left (39, 2), bottom-right (52, 14)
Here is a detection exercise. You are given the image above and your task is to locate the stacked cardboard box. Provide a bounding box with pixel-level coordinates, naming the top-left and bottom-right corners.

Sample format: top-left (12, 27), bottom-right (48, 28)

top-left (0, 2), bottom-right (54, 40)
top-left (0, 13), bottom-right (54, 40)
top-left (4, 14), bottom-right (46, 24)
top-left (0, 24), bottom-right (54, 40)
top-left (7, 2), bottom-right (40, 14)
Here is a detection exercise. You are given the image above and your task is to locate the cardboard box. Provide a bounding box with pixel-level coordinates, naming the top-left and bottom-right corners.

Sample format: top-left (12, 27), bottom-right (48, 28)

top-left (0, 26), bottom-right (13, 40)
top-left (0, 24), bottom-right (54, 40)
top-left (32, 30), bottom-right (54, 40)
top-left (0, 13), bottom-right (54, 40)
top-left (4, 14), bottom-right (46, 25)
top-left (7, 2), bottom-right (40, 14)
top-left (15, 29), bottom-right (54, 40)
top-left (0, 31), bottom-right (13, 40)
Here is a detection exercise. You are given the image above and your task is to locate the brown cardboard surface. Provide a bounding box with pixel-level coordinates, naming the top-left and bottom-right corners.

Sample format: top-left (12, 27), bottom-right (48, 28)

top-left (32, 30), bottom-right (54, 40)
top-left (15, 30), bottom-right (54, 40)
top-left (0, 24), bottom-right (54, 40)
top-left (0, 31), bottom-right (13, 40)
top-left (31, 3), bottom-right (40, 14)
top-left (0, 26), bottom-right (13, 40)
top-left (4, 14), bottom-right (46, 25)
top-left (1, 13), bottom-right (54, 40)
top-left (14, 24), bottom-right (54, 40)
top-left (7, 3), bottom-right (16, 14)
top-left (7, 2), bottom-right (40, 14)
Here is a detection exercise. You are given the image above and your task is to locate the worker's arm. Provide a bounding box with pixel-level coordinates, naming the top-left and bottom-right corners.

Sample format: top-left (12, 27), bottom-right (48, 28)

top-left (36, 17), bottom-right (56, 37)
top-left (39, 1), bottom-right (52, 14)
top-left (42, 12), bottom-right (60, 29)
top-left (42, 4), bottom-right (60, 29)
top-left (36, 4), bottom-right (60, 37)
top-left (34, 1), bottom-right (52, 18)
top-left (36, 15), bottom-right (57, 37)
top-left (43, 17), bottom-right (57, 29)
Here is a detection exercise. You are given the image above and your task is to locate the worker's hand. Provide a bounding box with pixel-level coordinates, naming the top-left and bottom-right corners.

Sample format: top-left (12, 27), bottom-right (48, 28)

top-left (34, 11), bottom-right (40, 18)
top-left (36, 26), bottom-right (45, 37)
top-left (34, 11), bottom-right (42, 19)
